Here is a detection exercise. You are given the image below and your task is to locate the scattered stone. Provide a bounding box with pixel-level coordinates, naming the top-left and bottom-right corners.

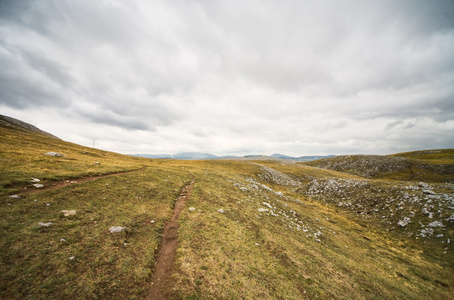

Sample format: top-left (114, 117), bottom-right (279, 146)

top-left (38, 222), bottom-right (53, 227)
top-left (255, 243), bottom-right (260, 246)
top-left (258, 208), bottom-right (269, 213)
top-left (398, 217), bottom-right (410, 227)
top-left (31, 178), bottom-right (40, 182)
top-left (60, 210), bottom-right (77, 217)
top-left (217, 209), bottom-right (225, 214)
top-left (150, 220), bottom-right (155, 224)
top-left (436, 234), bottom-right (444, 238)
top-left (109, 226), bottom-right (126, 233)
top-left (33, 183), bottom-right (44, 188)
top-left (189, 207), bottom-right (196, 211)
top-left (44, 152), bottom-right (63, 157)
top-left (69, 256), bottom-right (75, 260)
top-left (60, 238), bottom-right (66, 242)
top-left (427, 221), bottom-right (444, 228)
top-left (422, 189), bottom-right (436, 195)
top-left (9, 195), bottom-right (21, 199)
top-left (263, 202), bottom-right (273, 209)
top-left (94, 162), bottom-right (100, 164)
top-left (419, 182), bottom-right (429, 188)
top-left (445, 214), bottom-right (454, 222)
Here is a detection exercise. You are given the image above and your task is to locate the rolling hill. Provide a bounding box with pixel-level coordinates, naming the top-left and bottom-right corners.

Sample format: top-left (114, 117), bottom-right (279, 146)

top-left (1, 116), bottom-right (453, 299)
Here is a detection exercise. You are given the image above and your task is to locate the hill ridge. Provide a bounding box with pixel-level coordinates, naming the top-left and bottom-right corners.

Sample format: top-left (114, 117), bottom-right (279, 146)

top-left (0, 114), bottom-right (60, 140)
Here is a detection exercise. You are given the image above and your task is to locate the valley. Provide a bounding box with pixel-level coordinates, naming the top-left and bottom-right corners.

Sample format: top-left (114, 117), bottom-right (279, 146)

top-left (1, 117), bottom-right (453, 299)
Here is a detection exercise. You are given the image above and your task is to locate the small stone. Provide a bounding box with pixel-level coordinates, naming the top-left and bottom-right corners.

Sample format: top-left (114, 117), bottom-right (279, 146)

top-left (427, 221), bottom-right (444, 228)
top-left (9, 195), bottom-right (20, 199)
top-left (255, 243), bottom-right (259, 246)
top-left (217, 209), bottom-right (225, 214)
top-left (60, 210), bottom-right (77, 217)
top-left (46, 203), bottom-right (51, 206)
top-left (150, 220), bottom-right (155, 224)
top-left (69, 256), bottom-right (75, 260)
top-left (262, 202), bottom-right (273, 209)
top-left (258, 208), bottom-right (269, 213)
top-left (109, 226), bottom-right (126, 233)
top-left (189, 207), bottom-right (196, 211)
top-left (94, 162), bottom-right (100, 164)
top-left (60, 238), bottom-right (66, 242)
top-left (31, 178), bottom-right (40, 182)
top-left (38, 222), bottom-right (53, 227)
top-left (398, 217), bottom-right (410, 227)
top-left (33, 184), bottom-right (44, 188)
top-left (44, 152), bottom-right (63, 157)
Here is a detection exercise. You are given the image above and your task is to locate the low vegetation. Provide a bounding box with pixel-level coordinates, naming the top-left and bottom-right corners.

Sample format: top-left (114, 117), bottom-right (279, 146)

top-left (0, 118), bottom-right (453, 299)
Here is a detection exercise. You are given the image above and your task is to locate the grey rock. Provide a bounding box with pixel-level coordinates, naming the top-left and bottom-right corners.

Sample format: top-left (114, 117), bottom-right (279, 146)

top-left (38, 222), bottom-right (53, 227)
top-left (60, 210), bottom-right (77, 217)
top-left (44, 152), bottom-right (63, 157)
top-left (398, 217), bottom-right (411, 227)
top-left (109, 226), bottom-right (126, 233)
top-left (217, 209), bottom-right (225, 214)
top-left (427, 221), bottom-right (444, 228)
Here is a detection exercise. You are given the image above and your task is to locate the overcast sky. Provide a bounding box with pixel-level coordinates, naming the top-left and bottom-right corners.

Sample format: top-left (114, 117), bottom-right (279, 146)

top-left (1, 0), bottom-right (453, 156)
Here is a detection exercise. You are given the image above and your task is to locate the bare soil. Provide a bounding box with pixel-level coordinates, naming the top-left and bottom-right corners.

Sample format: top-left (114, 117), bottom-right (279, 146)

top-left (147, 176), bottom-right (195, 300)
top-left (17, 166), bottom-right (147, 196)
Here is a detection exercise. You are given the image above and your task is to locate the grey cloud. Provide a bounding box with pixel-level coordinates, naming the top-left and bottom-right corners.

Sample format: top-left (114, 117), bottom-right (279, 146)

top-left (1, 0), bottom-right (453, 154)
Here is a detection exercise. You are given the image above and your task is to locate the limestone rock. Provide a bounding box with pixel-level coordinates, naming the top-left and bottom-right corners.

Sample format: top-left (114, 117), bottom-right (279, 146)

top-left (398, 217), bottom-right (410, 227)
top-left (38, 222), bottom-right (53, 227)
top-left (109, 226), bottom-right (126, 233)
top-left (60, 210), bottom-right (77, 217)
top-left (45, 152), bottom-right (63, 157)
top-left (33, 184), bottom-right (44, 188)
top-left (189, 207), bottom-right (196, 211)
top-left (427, 221), bottom-right (444, 228)
top-left (217, 209), bottom-right (225, 214)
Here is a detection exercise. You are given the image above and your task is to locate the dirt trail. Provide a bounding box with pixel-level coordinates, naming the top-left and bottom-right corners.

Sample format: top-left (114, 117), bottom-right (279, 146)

top-left (148, 176), bottom-right (195, 300)
top-left (18, 166), bottom-right (147, 196)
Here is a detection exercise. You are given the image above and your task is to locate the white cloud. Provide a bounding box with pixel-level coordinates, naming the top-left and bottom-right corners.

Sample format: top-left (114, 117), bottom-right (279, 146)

top-left (1, 0), bottom-right (453, 156)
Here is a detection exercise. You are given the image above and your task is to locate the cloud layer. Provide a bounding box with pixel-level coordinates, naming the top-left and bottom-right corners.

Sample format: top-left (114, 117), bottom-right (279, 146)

top-left (1, 0), bottom-right (453, 155)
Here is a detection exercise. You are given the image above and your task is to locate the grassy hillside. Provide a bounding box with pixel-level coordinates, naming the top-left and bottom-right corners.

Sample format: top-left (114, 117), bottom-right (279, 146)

top-left (1, 121), bottom-right (453, 299)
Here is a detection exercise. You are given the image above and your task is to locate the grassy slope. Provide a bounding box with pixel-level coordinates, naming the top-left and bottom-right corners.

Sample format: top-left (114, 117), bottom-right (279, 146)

top-left (1, 124), bottom-right (453, 299)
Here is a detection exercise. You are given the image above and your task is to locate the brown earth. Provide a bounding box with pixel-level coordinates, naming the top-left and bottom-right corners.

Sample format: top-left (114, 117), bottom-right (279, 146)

top-left (17, 166), bottom-right (147, 196)
top-left (147, 176), bottom-right (195, 300)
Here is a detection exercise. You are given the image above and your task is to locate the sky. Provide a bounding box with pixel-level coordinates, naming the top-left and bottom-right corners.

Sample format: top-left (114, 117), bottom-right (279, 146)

top-left (1, 0), bottom-right (454, 156)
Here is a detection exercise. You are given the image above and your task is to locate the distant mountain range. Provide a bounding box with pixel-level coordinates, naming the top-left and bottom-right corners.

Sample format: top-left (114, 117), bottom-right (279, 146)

top-left (132, 152), bottom-right (335, 161)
